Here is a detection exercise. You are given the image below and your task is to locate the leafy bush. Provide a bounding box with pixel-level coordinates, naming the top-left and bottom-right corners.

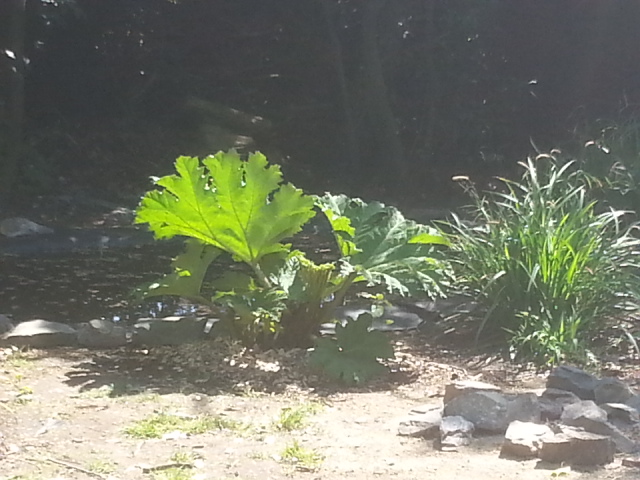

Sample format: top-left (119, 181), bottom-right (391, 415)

top-left (309, 312), bottom-right (394, 385)
top-left (135, 150), bottom-right (450, 381)
top-left (446, 153), bottom-right (640, 365)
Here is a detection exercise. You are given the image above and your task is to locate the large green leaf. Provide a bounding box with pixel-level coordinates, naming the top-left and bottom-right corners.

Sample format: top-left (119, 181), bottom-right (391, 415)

top-left (315, 194), bottom-right (451, 296)
top-left (310, 313), bottom-right (393, 384)
top-left (136, 151), bottom-right (316, 267)
top-left (134, 238), bottom-right (221, 301)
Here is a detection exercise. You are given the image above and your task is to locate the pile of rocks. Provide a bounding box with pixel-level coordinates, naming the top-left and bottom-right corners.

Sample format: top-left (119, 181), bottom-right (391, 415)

top-left (399, 365), bottom-right (640, 467)
top-left (0, 316), bottom-right (215, 349)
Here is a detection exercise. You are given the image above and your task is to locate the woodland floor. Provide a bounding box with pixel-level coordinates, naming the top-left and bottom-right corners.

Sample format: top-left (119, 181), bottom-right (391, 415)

top-left (2, 336), bottom-right (640, 480)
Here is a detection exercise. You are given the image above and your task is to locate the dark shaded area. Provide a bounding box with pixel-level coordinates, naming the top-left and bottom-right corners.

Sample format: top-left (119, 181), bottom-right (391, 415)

top-left (0, 212), bottom-right (338, 323)
top-left (1, 1), bottom-right (640, 208)
top-left (2, 1), bottom-right (640, 329)
top-left (0, 243), bottom-right (182, 323)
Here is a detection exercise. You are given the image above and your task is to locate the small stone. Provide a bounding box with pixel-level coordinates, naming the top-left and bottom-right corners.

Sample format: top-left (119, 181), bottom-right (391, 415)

top-left (2, 319), bottom-right (77, 347)
top-left (398, 409), bottom-right (442, 438)
top-left (443, 391), bottom-right (510, 432)
top-left (622, 455), bottom-right (640, 468)
top-left (440, 415), bottom-right (474, 450)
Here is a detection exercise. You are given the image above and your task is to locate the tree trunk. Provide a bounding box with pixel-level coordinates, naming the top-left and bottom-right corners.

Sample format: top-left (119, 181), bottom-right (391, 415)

top-left (360, 0), bottom-right (406, 183)
top-left (320, 0), bottom-right (361, 176)
top-left (3, 0), bottom-right (27, 197)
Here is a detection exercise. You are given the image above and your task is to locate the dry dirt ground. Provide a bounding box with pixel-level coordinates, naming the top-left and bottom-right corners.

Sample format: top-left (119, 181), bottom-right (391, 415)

top-left (1, 336), bottom-right (639, 480)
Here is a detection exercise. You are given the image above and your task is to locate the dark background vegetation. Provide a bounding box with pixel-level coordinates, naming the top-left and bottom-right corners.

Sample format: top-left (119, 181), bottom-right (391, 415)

top-left (2, 0), bottom-right (640, 210)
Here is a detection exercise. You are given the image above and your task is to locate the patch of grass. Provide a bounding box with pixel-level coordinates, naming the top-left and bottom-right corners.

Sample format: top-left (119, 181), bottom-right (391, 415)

top-left (170, 449), bottom-right (199, 464)
top-left (280, 440), bottom-right (323, 471)
top-left (15, 385), bottom-right (33, 404)
top-left (150, 466), bottom-right (194, 480)
top-left (272, 402), bottom-right (321, 431)
top-left (2, 347), bottom-right (34, 369)
top-left (248, 451), bottom-right (268, 460)
top-left (88, 459), bottom-right (116, 474)
top-left (8, 375), bottom-right (34, 404)
top-left (124, 412), bottom-right (243, 439)
top-left (446, 154), bottom-right (640, 365)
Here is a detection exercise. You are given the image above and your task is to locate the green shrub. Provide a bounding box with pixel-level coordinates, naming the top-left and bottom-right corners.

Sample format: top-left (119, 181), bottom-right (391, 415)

top-left (135, 150), bottom-right (450, 381)
top-left (446, 153), bottom-right (640, 365)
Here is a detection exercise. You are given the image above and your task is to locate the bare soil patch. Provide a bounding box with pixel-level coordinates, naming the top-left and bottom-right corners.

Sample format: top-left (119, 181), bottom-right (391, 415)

top-left (1, 337), bottom-right (638, 480)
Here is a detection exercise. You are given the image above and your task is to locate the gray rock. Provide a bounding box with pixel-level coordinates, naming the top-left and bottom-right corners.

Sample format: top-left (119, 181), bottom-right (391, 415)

top-left (539, 388), bottom-right (582, 421)
top-left (1, 320), bottom-right (77, 347)
top-left (502, 421), bottom-right (554, 458)
top-left (0, 315), bottom-right (14, 335)
top-left (77, 319), bottom-right (129, 349)
top-left (595, 377), bottom-right (635, 405)
top-left (539, 398), bottom-right (563, 421)
top-left (443, 391), bottom-right (510, 432)
top-left (443, 380), bottom-right (502, 405)
top-left (601, 403), bottom-right (640, 427)
top-left (0, 217), bottom-right (54, 237)
top-left (547, 365), bottom-right (599, 400)
top-left (398, 407), bottom-right (442, 438)
top-left (541, 387), bottom-right (582, 404)
top-left (506, 392), bottom-right (541, 424)
top-left (539, 427), bottom-right (615, 465)
top-left (621, 455), bottom-right (640, 468)
top-left (561, 400), bottom-right (608, 424)
top-left (440, 415), bottom-right (474, 450)
top-left (561, 401), bottom-right (637, 453)
top-left (625, 394), bottom-right (640, 414)
top-left (132, 316), bottom-right (207, 346)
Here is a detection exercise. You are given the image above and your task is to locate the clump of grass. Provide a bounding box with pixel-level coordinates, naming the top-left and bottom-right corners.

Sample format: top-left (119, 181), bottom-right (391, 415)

top-left (124, 412), bottom-right (243, 439)
top-left (151, 466), bottom-right (194, 480)
top-left (170, 449), bottom-right (199, 464)
top-left (280, 440), bottom-right (323, 471)
top-left (272, 402), bottom-right (321, 432)
top-left (446, 153), bottom-right (640, 365)
top-left (1, 347), bottom-right (34, 369)
top-left (88, 459), bottom-right (116, 474)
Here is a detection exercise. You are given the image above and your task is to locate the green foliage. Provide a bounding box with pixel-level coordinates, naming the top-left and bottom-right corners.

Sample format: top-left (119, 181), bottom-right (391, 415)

top-left (135, 238), bottom-right (221, 303)
top-left (446, 154), bottom-right (640, 365)
top-left (135, 151), bottom-right (450, 379)
top-left (280, 440), bottom-right (324, 470)
top-left (310, 313), bottom-right (394, 384)
top-left (272, 402), bottom-right (321, 431)
top-left (316, 194), bottom-right (451, 298)
top-left (136, 150), bottom-right (316, 284)
top-left (124, 412), bottom-right (241, 439)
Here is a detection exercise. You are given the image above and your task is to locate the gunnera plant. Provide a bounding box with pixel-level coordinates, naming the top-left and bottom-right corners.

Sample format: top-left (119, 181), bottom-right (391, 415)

top-left (445, 152), bottom-right (640, 365)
